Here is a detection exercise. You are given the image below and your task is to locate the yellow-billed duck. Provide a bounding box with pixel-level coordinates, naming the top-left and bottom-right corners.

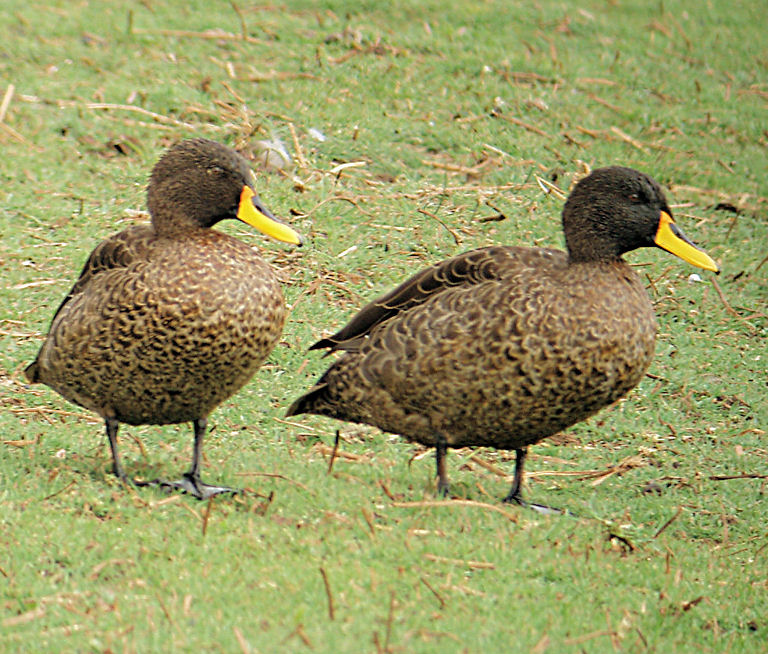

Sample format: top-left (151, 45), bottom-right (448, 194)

top-left (26, 138), bottom-right (302, 499)
top-left (287, 166), bottom-right (719, 509)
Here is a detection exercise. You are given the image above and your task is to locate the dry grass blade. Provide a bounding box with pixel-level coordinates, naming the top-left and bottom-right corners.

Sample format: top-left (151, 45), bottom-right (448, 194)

top-left (149, 495), bottom-right (183, 508)
top-left (0, 83), bottom-right (15, 123)
top-left (653, 506), bottom-right (683, 539)
top-left (296, 194), bottom-right (372, 218)
top-left (2, 606), bottom-right (46, 628)
top-left (288, 122), bottom-right (308, 172)
top-left (315, 442), bottom-right (373, 464)
top-left (246, 70), bottom-right (319, 82)
top-left (229, 0), bottom-right (248, 40)
top-left (497, 114), bottom-right (551, 137)
top-left (88, 558), bottom-right (134, 581)
top-left (583, 91), bottom-right (625, 114)
top-left (531, 634), bottom-right (551, 654)
top-left (420, 576), bottom-right (447, 608)
top-left (233, 626), bottom-right (250, 654)
top-left (423, 553), bottom-right (495, 569)
top-left (272, 416), bottom-right (318, 432)
top-left (201, 497), bottom-right (214, 536)
top-left (129, 21), bottom-right (266, 45)
top-left (40, 481), bottom-right (77, 501)
top-left (7, 406), bottom-right (102, 426)
top-left (753, 253), bottom-right (768, 273)
top-left (524, 455), bottom-right (647, 485)
top-left (57, 101), bottom-right (205, 131)
top-left (609, 126), bottom-right (650, 153)
top-left (710, 278), bottom-right (758, 334)
top-left (468, 454), bottom-right (510, 478)
top-left (319, 567), bottom-right (335, 620)
top-left (2, 434), bottom-right (40, 448)
top-left (384, 590), bottom-right (396, 652)
top-left (709, 473), bottom-right (768, 481)
top-left (584, 455), bottom-right (648, 486)
top-left (422, 159), bottom-right (493, 176)
top-left (327, 161), bottom-right (368, 175)
top-left (535, 175), bottom-right (567, 200)
top-left (417, 208), bottom-right (462, 245)
top-left (563, 629), bottom-right (615, 646)
top-left (234, 471), bottom-right (309, 491)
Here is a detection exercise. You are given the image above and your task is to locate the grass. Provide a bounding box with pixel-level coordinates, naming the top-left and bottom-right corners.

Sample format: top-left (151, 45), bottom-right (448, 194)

top-left (1, 0), bottom-right (766, 651)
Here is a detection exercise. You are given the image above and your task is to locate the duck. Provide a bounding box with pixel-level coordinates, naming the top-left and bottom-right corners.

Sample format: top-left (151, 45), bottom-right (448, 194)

top-left (25, 138), bottom-right (303, 499)
top-left (287, 166), bottom-right (719, 508)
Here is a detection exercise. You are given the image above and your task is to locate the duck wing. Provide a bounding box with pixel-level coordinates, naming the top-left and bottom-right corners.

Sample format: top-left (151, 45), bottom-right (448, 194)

top-left (47, 225), bottom-right (154, 326)
top-left (311, 245), bottom-right (513, 354)
top-left (25, 225), bottom-right (154, 382)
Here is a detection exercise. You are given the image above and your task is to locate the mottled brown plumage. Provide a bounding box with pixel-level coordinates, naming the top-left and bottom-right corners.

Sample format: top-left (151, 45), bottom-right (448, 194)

top-left (287, 166), bottom-right (719, 507)
top-left (26, 138), bottom-right (302, 498)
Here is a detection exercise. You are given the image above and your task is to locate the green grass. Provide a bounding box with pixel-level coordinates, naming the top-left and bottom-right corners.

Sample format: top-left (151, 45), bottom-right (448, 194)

top-left (1, 0), bottom-right (766, 651)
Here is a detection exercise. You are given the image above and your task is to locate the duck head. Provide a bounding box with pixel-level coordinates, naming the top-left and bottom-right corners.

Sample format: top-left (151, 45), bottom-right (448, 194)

top-left (147, 138), bottom-right (302, 245)
top-left (563, 166), bottom-right (718, 272)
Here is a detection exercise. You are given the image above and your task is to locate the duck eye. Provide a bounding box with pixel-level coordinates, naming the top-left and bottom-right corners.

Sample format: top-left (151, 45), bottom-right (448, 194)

top-left (629, 192), bottom-right (640, 202)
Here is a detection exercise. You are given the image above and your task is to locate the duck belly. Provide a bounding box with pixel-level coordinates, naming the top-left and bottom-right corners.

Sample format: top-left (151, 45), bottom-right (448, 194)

top-left (31, 252), bottom-right (285, 425)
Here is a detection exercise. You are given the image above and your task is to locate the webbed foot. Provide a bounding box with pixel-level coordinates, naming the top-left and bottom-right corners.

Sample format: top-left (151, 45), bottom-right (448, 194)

top-left (502, 489), bottom-right (566, 515)
top-left (136, 473), bottom-right (238, 500)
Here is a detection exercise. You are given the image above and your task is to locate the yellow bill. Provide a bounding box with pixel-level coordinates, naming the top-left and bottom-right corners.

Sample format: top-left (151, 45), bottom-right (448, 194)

top-left (654, 211), bottom-right (719, 273)
top-left (237, 185), bottom-right (303, 246)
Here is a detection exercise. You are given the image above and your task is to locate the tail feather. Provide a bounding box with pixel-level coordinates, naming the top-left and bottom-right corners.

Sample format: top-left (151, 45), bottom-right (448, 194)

top-left (24, 360), bottom-right (41, 384)
top-left (285, 383), bottom-right (329, 417)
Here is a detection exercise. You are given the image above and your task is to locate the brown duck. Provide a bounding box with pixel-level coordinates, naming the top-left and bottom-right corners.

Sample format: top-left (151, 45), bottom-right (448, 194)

top-left (287, 166), bottom-right (719, 508)
top-left (26, 138), bottom-right (302, 499)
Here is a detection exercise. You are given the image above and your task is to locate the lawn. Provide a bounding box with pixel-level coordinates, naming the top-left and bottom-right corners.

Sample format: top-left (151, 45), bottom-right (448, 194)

top-left (1, 1), bottom-right (765, 652)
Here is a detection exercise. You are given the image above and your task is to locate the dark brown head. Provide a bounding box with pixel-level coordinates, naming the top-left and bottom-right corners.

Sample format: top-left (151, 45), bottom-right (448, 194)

top-left (562, 166), bottom-right (718, 272)
top-left (147, 138), bottom-right (302, 245)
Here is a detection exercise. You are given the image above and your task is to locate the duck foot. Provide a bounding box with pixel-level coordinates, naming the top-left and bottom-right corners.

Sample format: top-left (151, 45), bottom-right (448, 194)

top-left (135, 473), bottom-right (238, 500)
top-left (436, 479), bottom-right (451, 498)
top-left (502, 491), bottom-right (567, 515)
top-left (500, 447), bottom-right (570, 515)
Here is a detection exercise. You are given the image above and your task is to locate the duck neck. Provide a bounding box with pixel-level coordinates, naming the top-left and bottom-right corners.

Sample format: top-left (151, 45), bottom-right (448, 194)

top-left (150, 210), bottom-right (213, 239)
top-left (565, 231), bottom-right (625, 265)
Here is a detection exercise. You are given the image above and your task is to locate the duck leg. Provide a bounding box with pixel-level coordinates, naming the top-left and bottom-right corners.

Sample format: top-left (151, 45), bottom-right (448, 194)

top-left (137, 418), bottom-right (238, 500)
top-left (503, 447), bottom-right (566, 515)
top-left (165, 417), bottom-right (238, 500)
top-left (502, 447), bottom-right (528, 505)
top-left (105, 416), bottom-right (129, 483)
top-left (435, 434), bottom-right (450, 497)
